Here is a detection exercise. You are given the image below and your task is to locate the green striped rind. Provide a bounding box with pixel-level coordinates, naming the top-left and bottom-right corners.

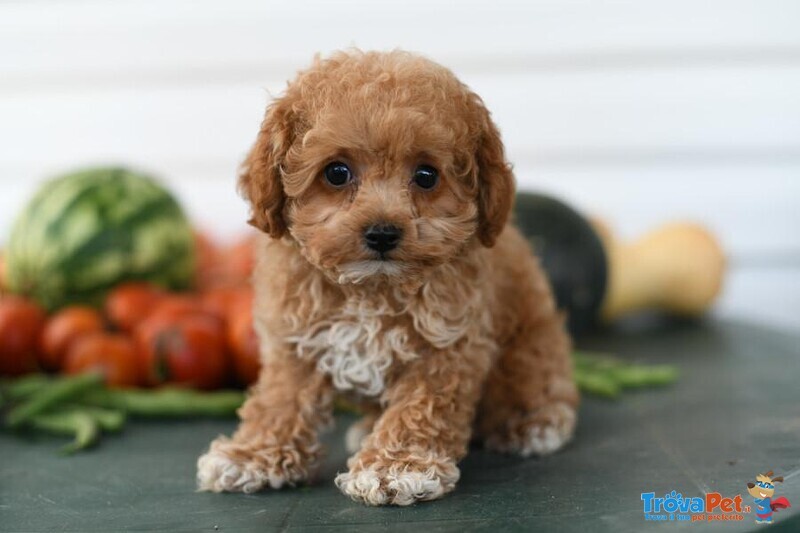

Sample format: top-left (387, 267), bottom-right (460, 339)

top-left (6, 167), bottom-right (195, 310)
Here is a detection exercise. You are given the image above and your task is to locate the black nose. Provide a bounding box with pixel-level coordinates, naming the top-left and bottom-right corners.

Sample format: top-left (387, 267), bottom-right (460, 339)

top-left (364, 223), bottom-right (402, 253)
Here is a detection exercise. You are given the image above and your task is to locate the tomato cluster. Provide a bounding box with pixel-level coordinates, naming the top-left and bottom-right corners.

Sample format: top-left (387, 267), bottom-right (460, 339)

top-left (0, 233), bottom-right (260, 389)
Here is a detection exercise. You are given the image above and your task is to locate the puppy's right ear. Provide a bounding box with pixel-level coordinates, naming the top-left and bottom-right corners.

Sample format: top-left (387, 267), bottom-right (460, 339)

top-left (238, 99), bottom-right (295, 238)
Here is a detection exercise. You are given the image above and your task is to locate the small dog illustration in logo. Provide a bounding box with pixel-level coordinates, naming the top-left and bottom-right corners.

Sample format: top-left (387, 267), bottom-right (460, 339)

top-left (747, 471), bottom-right (791, 524)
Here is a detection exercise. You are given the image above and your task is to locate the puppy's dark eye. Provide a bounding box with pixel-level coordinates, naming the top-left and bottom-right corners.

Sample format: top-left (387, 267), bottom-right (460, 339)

top-left (412, 165), bottom-right (439, 190)
top-left (324, 162), bottom-right (352, 187)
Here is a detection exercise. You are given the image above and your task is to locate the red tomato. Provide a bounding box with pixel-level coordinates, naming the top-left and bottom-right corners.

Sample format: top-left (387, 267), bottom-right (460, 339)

top-left (0, 296), bottom-right (46, 376)
top-left (105, 283), bottom-right (164, 332)
top-left (137, 295), bottom-right (223, 337)
top-left (64, 332), bottom-right (142, 388)
top-left (137, 314), bottom-right (229, 390)
top-left (39, 306), bottom-right (105, 371)
top-left (201, 287), bottom-right (249, 319)
top-left (150, 295), bottom-right (207, 320)
top-left (135, 296), bottom-right (224, 376)
top-left (226, 291), bottom-right (260, 385)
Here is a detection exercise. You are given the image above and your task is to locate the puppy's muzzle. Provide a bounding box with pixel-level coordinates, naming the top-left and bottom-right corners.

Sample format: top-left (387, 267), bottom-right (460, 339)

top-left (364, 223), bottom-right (402, 254)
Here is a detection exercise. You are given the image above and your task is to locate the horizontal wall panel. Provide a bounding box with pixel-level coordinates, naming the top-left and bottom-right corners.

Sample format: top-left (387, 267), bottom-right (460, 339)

top-left (716, 266), bottom-right (800, 331)
top-left (1, 64), bottom-right (799, 171)
top-left (2, 0), bottom-right (800, 93)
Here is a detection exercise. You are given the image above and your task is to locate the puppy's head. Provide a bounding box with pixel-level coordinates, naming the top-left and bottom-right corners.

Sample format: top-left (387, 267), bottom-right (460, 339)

top-left (240, 50), bottom-right (514, 287)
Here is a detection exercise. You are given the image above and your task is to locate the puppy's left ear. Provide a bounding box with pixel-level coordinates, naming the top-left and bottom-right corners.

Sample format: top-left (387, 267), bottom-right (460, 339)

top-left (473, 100), bottom-right (515, 247)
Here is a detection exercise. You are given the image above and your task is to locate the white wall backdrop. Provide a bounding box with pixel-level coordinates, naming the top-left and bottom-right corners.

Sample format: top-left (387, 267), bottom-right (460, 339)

top-left (1, 0), bottom-right (799, 326)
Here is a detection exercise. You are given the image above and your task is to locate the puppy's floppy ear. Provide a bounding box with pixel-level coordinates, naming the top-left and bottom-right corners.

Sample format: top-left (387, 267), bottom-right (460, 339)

top-left (473, 99), bottom-right (515, 247)
top-left (238, 98), bottom-right (295, 238)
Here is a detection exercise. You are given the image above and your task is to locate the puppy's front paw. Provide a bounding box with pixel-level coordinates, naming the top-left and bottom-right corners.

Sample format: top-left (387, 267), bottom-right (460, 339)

top-left (335, 450), bottom-right (460, 506)
top-left (197, 436), bottom-right (315, 493)
top-left (485, 401), bottom-right (577, 457)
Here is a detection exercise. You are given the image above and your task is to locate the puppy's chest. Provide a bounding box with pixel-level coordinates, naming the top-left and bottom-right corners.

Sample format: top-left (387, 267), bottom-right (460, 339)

top-left (287, 301), bottom-right (417, 397)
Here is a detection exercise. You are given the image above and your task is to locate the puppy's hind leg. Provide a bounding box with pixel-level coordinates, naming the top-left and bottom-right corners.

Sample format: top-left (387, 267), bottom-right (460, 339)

top-left (477, 311), bottom-right (579, 457)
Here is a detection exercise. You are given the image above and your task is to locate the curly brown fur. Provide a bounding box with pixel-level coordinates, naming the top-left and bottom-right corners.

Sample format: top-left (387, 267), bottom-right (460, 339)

top-left (198, 49), bottom-right (579, 505)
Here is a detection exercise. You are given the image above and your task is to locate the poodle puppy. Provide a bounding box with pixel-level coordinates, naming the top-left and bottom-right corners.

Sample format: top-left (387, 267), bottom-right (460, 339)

top-left (197, 50), bottom-right (579, 506)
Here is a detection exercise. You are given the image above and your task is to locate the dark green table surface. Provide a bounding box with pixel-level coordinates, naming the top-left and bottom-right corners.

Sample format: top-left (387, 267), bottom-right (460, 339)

top-left (2, 319), bottom-right (799, 532)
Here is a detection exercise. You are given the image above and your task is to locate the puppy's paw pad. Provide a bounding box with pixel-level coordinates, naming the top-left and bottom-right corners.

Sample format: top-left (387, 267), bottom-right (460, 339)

top-left (519, 402), bottom-right (576, 457)
top-left (196, 449), bottom-right (270, 493)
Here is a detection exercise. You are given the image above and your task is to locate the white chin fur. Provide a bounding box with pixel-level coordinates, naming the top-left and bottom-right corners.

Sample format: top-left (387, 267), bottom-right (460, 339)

top-left (337, 260), bottom-right (403, 284)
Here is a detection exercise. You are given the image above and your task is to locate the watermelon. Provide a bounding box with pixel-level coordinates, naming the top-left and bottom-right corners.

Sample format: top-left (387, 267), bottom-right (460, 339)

top-left (5, 167), bottom-right (196, 310)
